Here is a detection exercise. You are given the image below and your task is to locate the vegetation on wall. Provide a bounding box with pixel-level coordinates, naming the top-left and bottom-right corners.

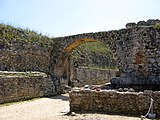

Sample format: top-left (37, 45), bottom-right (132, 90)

top-left (0, 23), bottom-right (54, 47)
top-left (0, 23), bottom-right (117, 71)
top-left (71, 42), bottom-right (112, 58)
top-left (154, 23), bottom-right (160, 29)
top-left (71, 41), bottom-right (117, 69)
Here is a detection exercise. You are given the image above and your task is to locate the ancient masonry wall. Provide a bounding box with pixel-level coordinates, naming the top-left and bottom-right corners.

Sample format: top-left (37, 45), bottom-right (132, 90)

top-left (0, 20), bottom-right (160, 101)
top-left (73, 67), bottom-right (118, 87)
top-left (54, 26), bottom-right (160, 85)
top-left (0, 43), bottom-right (52, 73)
top-left (69, 89), bottom-right (160, 115)
top-left (0, 72), bottom-right (56, 104)
top-left (1, 21), bottom-right (160, 86)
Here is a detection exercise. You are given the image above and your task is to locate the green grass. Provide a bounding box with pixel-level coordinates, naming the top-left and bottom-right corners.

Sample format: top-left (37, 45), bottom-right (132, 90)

top-left (71, 41), bottom-right (113, 58)
top-left (0, 23), bottom-right (54, 48)
top-left (70, 41), bottom-right (117, 69)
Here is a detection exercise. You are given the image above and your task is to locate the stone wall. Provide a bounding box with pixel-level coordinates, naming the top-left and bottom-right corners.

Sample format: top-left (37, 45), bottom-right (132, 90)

top-left (1, 20), bottom-right (160, 88)
top-left (126, 19), bottom-right (160, 28)
top-left (54, 26), bottom-right (160, 86)
top-left (0, 71), bottom-right (56, 104)
top-left (72, 67), bottom-right (118, 87)
top-left (69, 88), bottom-right (160, 115)
top-left (111, 26), bottom-right (160, 86)
top-left (0, 46), bottom-right (52, 73)
top-left (0, 24), bottom-right (54, 74)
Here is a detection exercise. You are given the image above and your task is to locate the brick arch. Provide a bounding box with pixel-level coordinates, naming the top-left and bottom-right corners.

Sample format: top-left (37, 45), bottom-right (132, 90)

top-left (54, 38), bottom-right (98, 78)
top-left (52, 31), bottom-right (129, 83)
top-left (52, 31), bottom-right (120, 79)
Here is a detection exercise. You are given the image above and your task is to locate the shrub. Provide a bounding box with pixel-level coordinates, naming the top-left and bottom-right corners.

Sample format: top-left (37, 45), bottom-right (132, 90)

top-left (154, 23), bottom-right (160, 29)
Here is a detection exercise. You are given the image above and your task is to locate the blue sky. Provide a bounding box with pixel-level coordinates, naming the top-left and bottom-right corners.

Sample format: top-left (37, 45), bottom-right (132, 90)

top-left (0, 0), bottom-right (160, 37)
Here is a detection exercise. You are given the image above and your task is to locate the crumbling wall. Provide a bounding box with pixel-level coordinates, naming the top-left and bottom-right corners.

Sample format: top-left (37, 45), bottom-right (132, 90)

top-left (0, 24), bottom-right (54, 74)
top-left (126, 19), bottom-right (160, 28)
top-left (0, 20), bottom-right (160, 89)
top-left (111, 26), bottom-right (160, 85)
top-left (54, 26), bottom-right (160, 86)
top-left (0, 46), bottom-right (52, 73)
top-left (0, 71), bottom-right (56, 104)
top-left (70, 89), bottom-right (160, 115)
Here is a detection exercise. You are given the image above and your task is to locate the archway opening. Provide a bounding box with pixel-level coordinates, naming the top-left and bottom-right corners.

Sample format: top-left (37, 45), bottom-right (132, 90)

top-left (54, 38), bottom-right (118, 88)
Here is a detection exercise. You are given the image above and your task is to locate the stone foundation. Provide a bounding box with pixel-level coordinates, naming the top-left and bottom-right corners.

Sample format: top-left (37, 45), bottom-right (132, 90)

top-left (69, 88), bottom-right (160, 115)
top-left (0, 71), bottom-right (56, 104)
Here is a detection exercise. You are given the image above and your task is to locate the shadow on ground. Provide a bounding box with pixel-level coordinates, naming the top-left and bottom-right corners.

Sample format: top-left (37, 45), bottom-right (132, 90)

top-left (48, 94), bottom-right (69, 101)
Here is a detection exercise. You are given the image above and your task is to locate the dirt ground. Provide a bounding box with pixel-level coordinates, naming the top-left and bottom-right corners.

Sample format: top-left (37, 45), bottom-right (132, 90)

top-left (0, 94), bottom-right (149, 120)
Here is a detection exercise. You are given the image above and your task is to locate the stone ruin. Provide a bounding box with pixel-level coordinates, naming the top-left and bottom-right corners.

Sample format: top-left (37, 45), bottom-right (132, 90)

top-left (126, 19), bottom-right (160, 28)
top-left (0, 19), bottom-right (160, 117)
top-left (110, 19), bottom-right (160, 89)
top-left (0, 71), bottom-right (56, 104)
top-left (69, 19), bottom-right (160, 117)
top-left (54, 19), bottom-right (160, 91)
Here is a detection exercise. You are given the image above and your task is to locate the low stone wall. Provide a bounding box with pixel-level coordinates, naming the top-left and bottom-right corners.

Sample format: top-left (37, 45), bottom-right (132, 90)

top-left (69, 88), bottom-right (160, 115)
top-left (73, 67), bottom-right (118, 87)
top-left (0, 71), bottom-right (56, 104)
